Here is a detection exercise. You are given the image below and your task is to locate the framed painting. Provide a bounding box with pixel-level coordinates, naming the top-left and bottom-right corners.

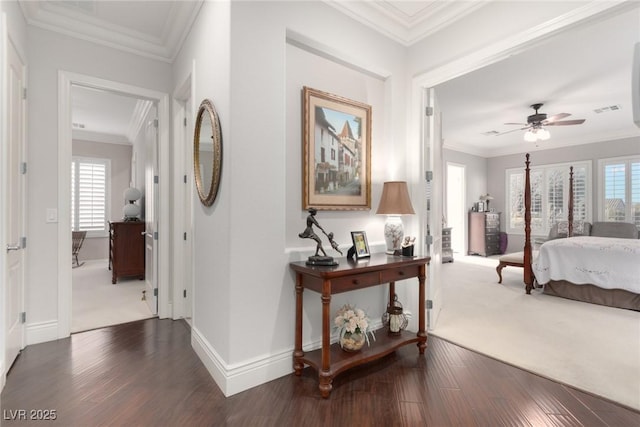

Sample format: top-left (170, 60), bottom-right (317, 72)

top-left (302, 86), bottom-right (371, 210)
top-left (351, 231), bottom-right (370, 259)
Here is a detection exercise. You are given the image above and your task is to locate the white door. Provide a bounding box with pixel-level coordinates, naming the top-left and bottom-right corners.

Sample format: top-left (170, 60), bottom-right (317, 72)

top-left (446, 163), bottom-right (466, 254)
top-left (4, 33), bottom-right (26, 374)
top-left (423, 87), bottom-right (444, 330)
top-left (144, 105), bottom-right (158, 315)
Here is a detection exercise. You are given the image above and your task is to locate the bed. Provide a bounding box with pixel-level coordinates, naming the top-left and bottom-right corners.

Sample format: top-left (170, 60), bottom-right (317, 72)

top-left (523, 159), bottom-right (640, 310)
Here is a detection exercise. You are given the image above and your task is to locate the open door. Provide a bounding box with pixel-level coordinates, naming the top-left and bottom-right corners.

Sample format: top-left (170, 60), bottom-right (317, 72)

top-left (144, 104), bottom-right (158, 315)
top-left (3, 20), bottom-right (26, 377)
top-left (423, 87), bottom-right (444, 330)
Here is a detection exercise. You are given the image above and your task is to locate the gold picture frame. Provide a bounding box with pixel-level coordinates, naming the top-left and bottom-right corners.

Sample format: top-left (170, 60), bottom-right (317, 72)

top-left (302, 87), bottom-right (371, 210)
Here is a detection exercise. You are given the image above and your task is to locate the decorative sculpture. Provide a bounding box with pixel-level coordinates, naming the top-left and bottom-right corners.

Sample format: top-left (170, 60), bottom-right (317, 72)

top-left (299, 208), bottom-right (341, 266)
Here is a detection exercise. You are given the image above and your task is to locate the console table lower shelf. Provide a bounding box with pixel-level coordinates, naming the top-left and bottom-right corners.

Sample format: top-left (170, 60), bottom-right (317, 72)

top-left (290, 253), bottom-right (430, 398)
top-left (298, 330), bottom-right (420, 377)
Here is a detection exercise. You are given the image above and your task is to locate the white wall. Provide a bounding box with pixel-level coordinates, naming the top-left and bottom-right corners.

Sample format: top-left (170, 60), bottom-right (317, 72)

top-left (25, 27), bottom-right (171, 333)
top-left (173, 0), bottom-right (411, 396)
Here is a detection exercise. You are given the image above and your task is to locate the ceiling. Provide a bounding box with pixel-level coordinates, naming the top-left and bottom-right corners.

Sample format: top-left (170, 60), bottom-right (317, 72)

top-left (19, 1), bottom-right (640, 153)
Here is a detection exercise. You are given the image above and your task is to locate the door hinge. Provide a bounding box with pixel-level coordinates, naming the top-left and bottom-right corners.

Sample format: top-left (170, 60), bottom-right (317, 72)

top-left (425, 171), bottom-right (433, 182)
top-left (23, 87), bottom-right (27, 100)
top-left (153, 118), bottom-right (159, 128)
top-left (153, 231), bottom-right (158, 240)
top-left (425, 106), bottom-right (434, 117)
top-left (21, 162), bottom-right (27, 174)
top-left (183, 174), bottom-right (187, 184)
top-left (425, 235), bottom-right (433, 245)
top-left (20, 236), bottom-right (26, 249)
top-left (154, 175), bottom-right (159, 184)
top-left (20, 312), bottom-right (26, 323)
top-left (183, 289), bottom-right (187, 298)
top-left (426, 300), bottom-right (433, 310)
top-left (183, 117), bottom-right (187, 127)
top-left (183, 232), bottom-right (187, 241)
top-left (154, 288), bottom-right (158, 297)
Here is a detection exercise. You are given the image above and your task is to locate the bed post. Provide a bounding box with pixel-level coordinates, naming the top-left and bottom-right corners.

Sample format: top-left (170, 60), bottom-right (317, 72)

top-left (524, 153), bottom-right (534, 294)
top-left (568, 166), bottom-right (574, 237)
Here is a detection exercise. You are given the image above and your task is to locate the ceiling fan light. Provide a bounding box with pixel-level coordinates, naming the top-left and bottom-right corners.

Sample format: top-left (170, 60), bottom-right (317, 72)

top-left (538, 128), bottom-right (550, 140)
top-left (524, 130), bottom-right (537, 142)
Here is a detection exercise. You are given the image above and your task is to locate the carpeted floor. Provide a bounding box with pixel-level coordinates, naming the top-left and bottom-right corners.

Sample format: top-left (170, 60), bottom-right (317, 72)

top-left (432, 254), bottom-right (640, 411)
top-left (72, 259), bottom-right (154, 333)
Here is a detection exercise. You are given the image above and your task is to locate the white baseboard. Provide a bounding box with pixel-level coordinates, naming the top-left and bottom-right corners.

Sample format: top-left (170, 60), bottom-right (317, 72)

top-left (191, 326), bottom-right (293, 397)
top-left (26, 320), bottom-right (59, 345)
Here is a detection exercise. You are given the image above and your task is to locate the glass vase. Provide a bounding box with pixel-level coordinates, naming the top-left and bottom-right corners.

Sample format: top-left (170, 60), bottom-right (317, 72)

top-left (340, 331), bottom-right (366, 352)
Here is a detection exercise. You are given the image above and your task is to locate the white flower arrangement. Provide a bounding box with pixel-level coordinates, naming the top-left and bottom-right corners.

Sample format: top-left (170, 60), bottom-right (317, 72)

top-left (333, 304), bottom-right (376, 346)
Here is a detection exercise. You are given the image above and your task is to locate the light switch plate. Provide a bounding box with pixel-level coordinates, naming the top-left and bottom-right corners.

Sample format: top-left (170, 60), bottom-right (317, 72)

top-left (46, 208), bottom-right (58, 223)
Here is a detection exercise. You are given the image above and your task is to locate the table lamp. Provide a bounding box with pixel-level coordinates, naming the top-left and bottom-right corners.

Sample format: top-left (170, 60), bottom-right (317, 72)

top-left (123, 187), bottom-right (142, 221)
top-left (376, 181), bottom-right (415, 254)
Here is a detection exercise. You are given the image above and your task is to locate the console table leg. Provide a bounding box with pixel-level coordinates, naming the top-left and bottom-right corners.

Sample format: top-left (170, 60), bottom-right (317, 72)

top-left (320, 286), bottom-right (332, 397)
top-left (293, 273), bottom-right (304, 376)
top-left (417, 264), bottom-right (427, 354)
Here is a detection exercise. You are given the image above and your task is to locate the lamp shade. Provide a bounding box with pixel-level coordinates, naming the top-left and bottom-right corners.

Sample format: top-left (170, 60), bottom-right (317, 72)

top-left (375, 181), bottom-right (415, 215)
top-left (123, 187), bottom-right (141, 202)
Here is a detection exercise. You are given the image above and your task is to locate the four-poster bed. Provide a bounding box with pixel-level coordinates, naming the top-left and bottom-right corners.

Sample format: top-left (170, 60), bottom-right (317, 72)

top-left (513, 154), bottom-right (640, 310)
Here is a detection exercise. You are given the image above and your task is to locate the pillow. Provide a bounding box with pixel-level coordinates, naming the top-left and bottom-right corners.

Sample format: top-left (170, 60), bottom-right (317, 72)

top-left (556, 221), bottom-right (569, 236)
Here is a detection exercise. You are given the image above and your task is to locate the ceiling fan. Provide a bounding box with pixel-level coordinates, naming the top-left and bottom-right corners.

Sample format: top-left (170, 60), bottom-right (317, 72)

top-left (501, 103), bottom-right (586, 141)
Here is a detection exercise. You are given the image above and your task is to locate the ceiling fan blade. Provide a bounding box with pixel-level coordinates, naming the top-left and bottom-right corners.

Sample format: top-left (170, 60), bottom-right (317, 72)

top-left (496, 126), bottom-right (530, 136)
top-left (545, 119), bottom-right (586, 126)
top-left (504, 122), bottom-right (528, 126)
top-left (544, 113), bottom-right (571, 123)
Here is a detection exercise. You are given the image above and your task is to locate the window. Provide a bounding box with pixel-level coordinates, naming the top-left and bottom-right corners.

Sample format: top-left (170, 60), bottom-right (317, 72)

top-left (71, 157), bottom-right (110, 237)
top-left (506, 160), bottom-right (591, 236)
top-left (599, 156), bottom-right (640, 228)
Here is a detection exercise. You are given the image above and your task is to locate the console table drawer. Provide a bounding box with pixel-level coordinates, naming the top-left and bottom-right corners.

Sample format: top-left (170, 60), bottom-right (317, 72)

top-left (331, 272), bottom-right (381, 293)
top-left (380, 265), bottom-right (420, 283)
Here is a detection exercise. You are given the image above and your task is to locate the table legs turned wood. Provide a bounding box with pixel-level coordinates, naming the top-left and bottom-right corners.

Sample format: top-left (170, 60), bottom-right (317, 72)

top-left (293, 273), bottom-right (304, 376)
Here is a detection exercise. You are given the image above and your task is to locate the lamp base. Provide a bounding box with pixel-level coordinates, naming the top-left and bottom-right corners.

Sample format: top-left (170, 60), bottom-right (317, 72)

top-left (384, 216), bottom-right (404, 255)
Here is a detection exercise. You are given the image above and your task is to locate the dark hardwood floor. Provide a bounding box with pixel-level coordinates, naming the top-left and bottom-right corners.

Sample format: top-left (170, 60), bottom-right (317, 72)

top-left (2, 318), bottom-right (638, 426)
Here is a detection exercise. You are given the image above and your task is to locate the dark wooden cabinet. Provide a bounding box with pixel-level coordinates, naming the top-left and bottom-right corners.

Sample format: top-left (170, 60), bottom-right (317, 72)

top-left (442, 227), bottom-right (453, 263)
top-left (468, 212), bottom-right (501, 256)
top-left (109, 221), bottom-right (145, 284)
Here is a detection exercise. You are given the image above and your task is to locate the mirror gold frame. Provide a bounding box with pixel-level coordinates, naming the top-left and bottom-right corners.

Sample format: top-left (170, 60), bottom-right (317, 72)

top-left (194, 99), bottom-right (222, 206)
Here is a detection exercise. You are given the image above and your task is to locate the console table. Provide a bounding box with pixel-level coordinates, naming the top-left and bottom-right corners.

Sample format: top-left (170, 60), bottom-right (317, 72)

top-left (289, 253), bottom-right (430, 398)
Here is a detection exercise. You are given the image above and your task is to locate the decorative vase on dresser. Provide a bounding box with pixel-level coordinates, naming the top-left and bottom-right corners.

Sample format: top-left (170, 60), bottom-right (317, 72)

top-left (468, 212), bottom-right (501, 256)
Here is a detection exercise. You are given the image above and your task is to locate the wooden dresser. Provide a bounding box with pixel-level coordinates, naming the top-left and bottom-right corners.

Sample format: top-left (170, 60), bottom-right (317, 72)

top-left (468, 212), bottom-right (501, 256)
top-left (442, 227), bottom-right (453, 263)
top-left (109, 221), bottom-right (145, 284)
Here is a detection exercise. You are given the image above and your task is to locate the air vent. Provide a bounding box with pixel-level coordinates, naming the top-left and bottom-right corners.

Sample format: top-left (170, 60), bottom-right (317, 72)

top-left (72, 122), bottom-right (85, 129)
top-left (482, 130), bottom-right (500, 136)
top-left (594, 105), bottom-right (621, 114)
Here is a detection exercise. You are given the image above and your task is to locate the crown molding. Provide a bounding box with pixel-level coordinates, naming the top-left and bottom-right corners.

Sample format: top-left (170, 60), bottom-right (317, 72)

top-left (18, 0), bottom-right (202, 62)
top-left (323, 0), bottom-right (488, 46)
top-left (127, 99), bottom-right (154, 143)
top-left (72, 129), bottom-right (131, 146)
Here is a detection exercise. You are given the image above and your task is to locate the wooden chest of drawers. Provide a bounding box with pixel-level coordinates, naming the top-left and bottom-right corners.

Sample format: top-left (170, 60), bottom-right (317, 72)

top-left (442, 227), bottom-right (453, 263)
top-left (468, 212), bottom-right (501, 257)
top-left (109, 221), bottom-right (145, 284)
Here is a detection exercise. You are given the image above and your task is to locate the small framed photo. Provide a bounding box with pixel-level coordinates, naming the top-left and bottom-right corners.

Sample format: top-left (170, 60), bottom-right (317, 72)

top-left (477, 201), bottom-right (485, 212)
top-left (350, 231), bottom-right (370, 259)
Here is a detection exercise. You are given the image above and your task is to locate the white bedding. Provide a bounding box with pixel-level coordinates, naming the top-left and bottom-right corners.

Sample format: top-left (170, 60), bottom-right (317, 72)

top-left (533, 236), bottom-right (640, 293)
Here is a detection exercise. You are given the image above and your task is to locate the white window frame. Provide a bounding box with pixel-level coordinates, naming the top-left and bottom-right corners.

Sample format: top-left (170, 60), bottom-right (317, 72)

top-left (597, 155), bottom-right (640, 227)
top-left (71, 156), bottom-right (111, 238)
top-left (505, 160), bottom-right (592, 236)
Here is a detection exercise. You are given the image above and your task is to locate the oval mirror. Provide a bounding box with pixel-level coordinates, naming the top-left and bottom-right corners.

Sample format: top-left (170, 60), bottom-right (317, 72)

top-left (194, 99), bottom-right (222, 206)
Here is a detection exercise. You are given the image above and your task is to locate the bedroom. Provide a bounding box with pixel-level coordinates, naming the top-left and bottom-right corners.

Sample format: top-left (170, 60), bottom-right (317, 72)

top-left (1, 0), bottom-right (639, 419)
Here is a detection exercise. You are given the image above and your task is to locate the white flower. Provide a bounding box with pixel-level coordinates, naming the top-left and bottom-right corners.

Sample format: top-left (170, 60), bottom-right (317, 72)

top-left (332, 304), bottom-right (376, 346)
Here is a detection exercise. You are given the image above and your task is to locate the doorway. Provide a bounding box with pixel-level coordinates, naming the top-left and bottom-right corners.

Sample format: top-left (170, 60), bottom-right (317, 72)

top-left (446, 163), bottom-right (466, 255)
top-left (58, 71), bottom-right (171, 338)
top-left (69, 85), bottom-right (156, 332)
